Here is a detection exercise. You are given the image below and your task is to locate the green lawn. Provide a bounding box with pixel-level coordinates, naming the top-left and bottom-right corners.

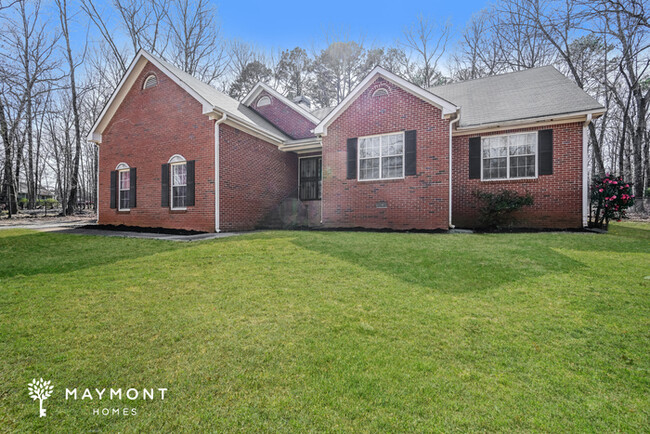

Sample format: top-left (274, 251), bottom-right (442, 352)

top-left (0, 224), bottom-right (649, 432)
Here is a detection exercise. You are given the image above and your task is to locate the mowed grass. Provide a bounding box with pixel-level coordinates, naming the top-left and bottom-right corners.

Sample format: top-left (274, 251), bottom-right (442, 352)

top-left (0, 224), bottom-right (648, 432)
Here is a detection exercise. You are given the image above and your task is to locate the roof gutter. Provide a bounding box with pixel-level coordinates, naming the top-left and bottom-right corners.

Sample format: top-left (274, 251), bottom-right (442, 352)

top-left (453, 109), bottom-right (606, 136)
top-left (278, 137), bottom-right (322, 153)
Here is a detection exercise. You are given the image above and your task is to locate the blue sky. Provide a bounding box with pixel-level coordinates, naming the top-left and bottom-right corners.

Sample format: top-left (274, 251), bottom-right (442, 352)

top-left (217, 0), bottom-right (491, 50)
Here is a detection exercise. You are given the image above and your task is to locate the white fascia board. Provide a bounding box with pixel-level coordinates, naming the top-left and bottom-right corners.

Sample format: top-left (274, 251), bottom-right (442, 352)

top-left (313, 66), bottom-right (459, 135)
top-left (139, 50), bottom-right (214, 115)
top-left (242, 82), bottom-right (321, 124)
top-left (452, 109), bottom-right (606, 136)
top-left (86, 49), bottom-right (284, 147)
top-left (278, 137), bottom-right (322, 153)
top-left (221, 116), bottom-right (285, 146)
top-left (86, 53), bottom-right (144, 144)
top-left (87, 49), bottom-right (215, 144)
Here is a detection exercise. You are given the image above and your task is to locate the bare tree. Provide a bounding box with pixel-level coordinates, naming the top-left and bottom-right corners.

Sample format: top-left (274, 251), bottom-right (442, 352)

top-left (113, 0), bottom-right (170, 56)
top-left (56, 0), bottom-right (85, 215)
top-left (401, 15), bottom-right (452, 87)
top-left (167, 0), bottom-right (228, 85)
top-left (515, 0), bottom-right (608, 176)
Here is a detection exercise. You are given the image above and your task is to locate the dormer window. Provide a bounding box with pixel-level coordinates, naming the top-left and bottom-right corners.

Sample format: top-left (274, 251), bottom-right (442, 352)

top-left (257, 96), bottom-right (271, 107)
top-left (143, 74), bottom-right (158, 89)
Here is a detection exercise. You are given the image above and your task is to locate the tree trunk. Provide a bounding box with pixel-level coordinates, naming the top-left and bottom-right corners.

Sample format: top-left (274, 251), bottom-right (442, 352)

top-left (59, 0), bottom-right (83, 216)
top-left (0, 98), bottom-right (17, 216)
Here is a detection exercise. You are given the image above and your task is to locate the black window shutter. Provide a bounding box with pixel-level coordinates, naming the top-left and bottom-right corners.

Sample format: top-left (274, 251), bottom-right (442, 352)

top-left (469, 137), bottom-right (481, 179)
top-left (346, 138), bottom-right (357, 180)
top-left (186, 160), bottom-right (195, 206)
top-left (129, 167), bottom-right (137, 208)
top-left (538, 129), bottom-right (553, 175)
top-left (161, 164), bottom-right (169, 207)
top-left (404, 130), bottom-right (417, 176)
top-left (110, 170), bottom-right (117, 209)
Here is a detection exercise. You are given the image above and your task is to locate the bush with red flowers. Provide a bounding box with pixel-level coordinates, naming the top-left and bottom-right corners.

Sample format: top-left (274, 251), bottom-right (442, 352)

top-left (589, 174), bottom-right (635, 229)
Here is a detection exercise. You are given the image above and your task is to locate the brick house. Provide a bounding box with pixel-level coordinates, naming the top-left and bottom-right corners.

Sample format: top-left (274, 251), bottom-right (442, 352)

top-left (89, 50), bottom-right (604, 232)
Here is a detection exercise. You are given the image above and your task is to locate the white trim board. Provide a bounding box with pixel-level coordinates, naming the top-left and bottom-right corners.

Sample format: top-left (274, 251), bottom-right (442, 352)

top-left (452, 110), bottom-right (605, 136)
top-left (313, 66), bottom-right (459, 136)
top-left (87, 50), bottom-right (286, 146)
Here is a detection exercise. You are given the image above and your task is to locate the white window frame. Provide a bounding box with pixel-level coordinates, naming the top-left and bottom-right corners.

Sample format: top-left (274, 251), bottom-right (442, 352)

top-left (257, 96), bottom-right (271, 107)
top-left (357, 131), bottom-right (405, 182)
top-left (170, 159), bottom-right (187, 211)
top-left (480, 132), bottom-right (538, 181)
top-left (143, 74), bottom-right (158, 89)
top-left (117, 165), bottom-right (130, 211)
top-left (372, 87), bottom-right (389, 97)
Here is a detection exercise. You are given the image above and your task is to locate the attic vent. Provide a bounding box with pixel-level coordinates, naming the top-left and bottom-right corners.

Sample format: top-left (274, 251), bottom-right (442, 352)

top-left (372, 87), bottom-right (389, 97)
top-left (143, 74), bottom-right (158, 89)
top-left (257, 96), bottom-right (271, 107)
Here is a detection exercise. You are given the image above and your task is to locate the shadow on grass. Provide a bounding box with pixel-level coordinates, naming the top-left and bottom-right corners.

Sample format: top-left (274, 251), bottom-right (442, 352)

top-left (289, 231), bottom-right (589, 294)
top-left (606, 223), bottom-right (650, 242)
top-left (0, 230), bottom-right (187, 279)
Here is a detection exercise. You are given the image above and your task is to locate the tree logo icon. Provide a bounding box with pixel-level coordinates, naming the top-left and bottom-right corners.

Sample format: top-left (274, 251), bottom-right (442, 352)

top-left (28, 378), bottom-right (53, 417)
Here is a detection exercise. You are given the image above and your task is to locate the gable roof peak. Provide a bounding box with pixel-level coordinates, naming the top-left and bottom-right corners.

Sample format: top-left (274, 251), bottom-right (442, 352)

top-left (242, 82), bottom-right (321, 124)
top-left (313, 66), bottom-right (459, 136)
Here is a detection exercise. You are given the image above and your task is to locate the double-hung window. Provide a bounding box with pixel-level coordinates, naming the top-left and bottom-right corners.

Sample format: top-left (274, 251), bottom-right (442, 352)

top-left (358, 132), bottom-right (404, 181)
top-left (299, 157), bottom-right (321, 201)
top-left (482, 132), bottom-right (537, 180)
top-left (118, 169), bottom-right (130, 210)
top-left (171, 162), bottom-right (187, 209)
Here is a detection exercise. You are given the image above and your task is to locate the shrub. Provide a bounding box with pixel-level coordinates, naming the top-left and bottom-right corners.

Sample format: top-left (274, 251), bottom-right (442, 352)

top-left (473, 190), bottom-right (534, 230)
top-left (37, 198), bottom-right (59, 210)
top-left (589, 174), bottom-right (635, 229)
top-left (18, 198), bottom-right (28, 209)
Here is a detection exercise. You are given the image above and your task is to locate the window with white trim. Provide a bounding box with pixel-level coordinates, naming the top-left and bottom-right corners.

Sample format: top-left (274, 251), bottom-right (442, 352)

top-left (171, 162), bottom-right (187, 209)
top-left (482, 132), bottom-right (537, 180)
top-left (358, 132), bottom-right (404, 180)
top-left (118, 169), bottom-right (130, 210)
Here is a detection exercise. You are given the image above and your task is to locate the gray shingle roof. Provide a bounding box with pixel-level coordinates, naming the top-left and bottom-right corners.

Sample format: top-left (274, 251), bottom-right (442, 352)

top-left (311, 106), bottom-right (335, 120)
top-left (148, 52), bottom-right (289, 140)
top-left (429, 66), bottom-right (604, 128)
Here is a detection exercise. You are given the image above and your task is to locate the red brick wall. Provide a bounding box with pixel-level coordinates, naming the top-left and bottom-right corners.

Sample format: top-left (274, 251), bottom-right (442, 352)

top-left (321, 77), bottom-right (451, 230)
top-left (252, 90), bottom-right (316, 139)
top-left (98, 62), bottom-right (216, 232)
top-left (452, 122), bottom-right (584, 229)
top-left (219, 124), bottom-right (298, 231)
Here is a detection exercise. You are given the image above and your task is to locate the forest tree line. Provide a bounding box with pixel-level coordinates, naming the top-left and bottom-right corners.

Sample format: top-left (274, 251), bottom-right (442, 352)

top-left (0, 0), bottom-right (648, 216)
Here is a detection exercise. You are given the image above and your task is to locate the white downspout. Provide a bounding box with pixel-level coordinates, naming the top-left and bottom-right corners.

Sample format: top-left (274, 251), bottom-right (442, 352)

top-left (582, 114), bottom-right (592, 227)
top-left (214, 113), bottom-right (227, 232)
top-left (449, 115), bottom-right (460, 229)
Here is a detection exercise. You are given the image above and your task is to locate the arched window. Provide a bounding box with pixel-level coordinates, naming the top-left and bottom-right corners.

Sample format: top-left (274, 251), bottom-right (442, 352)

top-left (115, 163), bottom-right (131, 210)
top-left (168, 154), bottom-right (186, 164)
top-left (257, 96), bottom-right (271, 107)
top-left (372, 87), bottom-right (389, 97)
top-left (168, 155), bottom-right (187, 209)
top-left (143, 74), bottom-right (158, 89)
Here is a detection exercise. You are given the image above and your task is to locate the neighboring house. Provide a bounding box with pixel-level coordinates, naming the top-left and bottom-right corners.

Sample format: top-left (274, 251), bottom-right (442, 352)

top-left (17, 182), bottom-right (55, 201)
top-left (89, 50), bottom-right (604, 232)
